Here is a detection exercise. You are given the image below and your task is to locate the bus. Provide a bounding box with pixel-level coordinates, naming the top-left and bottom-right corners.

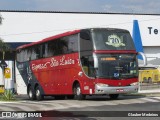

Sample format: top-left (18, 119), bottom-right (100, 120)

top-left (16, 28), bottom-right (145, 100)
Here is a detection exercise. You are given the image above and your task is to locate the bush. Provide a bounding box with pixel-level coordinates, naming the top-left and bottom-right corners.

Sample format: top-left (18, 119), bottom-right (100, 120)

top-left (0, 90), bottom-right (16, 101)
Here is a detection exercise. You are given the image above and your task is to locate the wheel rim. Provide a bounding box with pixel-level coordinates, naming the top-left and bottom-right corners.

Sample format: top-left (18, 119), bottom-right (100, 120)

top-left (76, 87), bottom-right (81, 95)
top-left (36, 89), bottom-right (40, 97)
top-left (29, 89), bottom-right (33, 98)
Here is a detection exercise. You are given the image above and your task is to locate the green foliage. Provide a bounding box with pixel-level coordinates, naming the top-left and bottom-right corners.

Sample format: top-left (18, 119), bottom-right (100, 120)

top-left (0, 13), bottom-right (3, 25)
top-left (0, 14), bottom-right (10, 51)
top-left (0, 90), bottom-right (16, 101)
top-left (0, 39), bottom-right (10, 51)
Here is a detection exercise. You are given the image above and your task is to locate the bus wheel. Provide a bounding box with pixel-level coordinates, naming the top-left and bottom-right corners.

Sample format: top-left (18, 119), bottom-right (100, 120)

top-left (35, 86), bottom-right (44, 101)
top-left (109, 94), bottom-right (119, 100)
top-left (28, 87), bottom-right (36, 100)
top-left (74, 84), bottom-right (85, 100)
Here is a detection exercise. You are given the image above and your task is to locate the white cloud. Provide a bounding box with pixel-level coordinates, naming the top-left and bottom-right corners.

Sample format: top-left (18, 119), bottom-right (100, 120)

top-left (102, 5), bottom-right (112, 12)
top-left (102, 0), bottom-right (160, 14)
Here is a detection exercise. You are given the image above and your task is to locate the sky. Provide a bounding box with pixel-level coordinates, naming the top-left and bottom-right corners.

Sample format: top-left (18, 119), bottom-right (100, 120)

top-left (0, 0), bottom-right (160, 14)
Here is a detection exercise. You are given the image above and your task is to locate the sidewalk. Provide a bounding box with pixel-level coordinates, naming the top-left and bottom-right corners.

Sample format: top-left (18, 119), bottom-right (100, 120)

top-left (138, 83), bottom-right (160, 94)
top-left (138, 89), bottom-right (160, 94)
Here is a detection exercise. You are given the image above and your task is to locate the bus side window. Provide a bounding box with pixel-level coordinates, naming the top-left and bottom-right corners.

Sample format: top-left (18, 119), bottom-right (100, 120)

top-left (31, 47), bottom-right (38, 60)
top-left (35, 46), bottom-right (40, 59)
top-left (48, 41), bottom-right (55, 57)
top-left (60, 38), bottom-right (68, 54)
top-left (67, 34), bottom-right (78, 53)
top-left (60, 34), bottom-right (79, 55)
top-left (27, 48), bottom-right (32, 61)
top-left (17, 49), bottom-right (23, 62)
top-left (44, 43), bottom-right (48, 57)
top-left (40, 44), bottom-right (47, 58)
top-left (23, 49), bottom-right (28, 61)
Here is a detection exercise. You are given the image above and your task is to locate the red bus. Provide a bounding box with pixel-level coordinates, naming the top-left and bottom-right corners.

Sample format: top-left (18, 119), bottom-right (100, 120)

top-left (16, 28), bottom-right (143, 100)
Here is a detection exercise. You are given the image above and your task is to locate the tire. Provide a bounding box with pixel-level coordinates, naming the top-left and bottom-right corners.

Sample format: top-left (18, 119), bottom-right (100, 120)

top-left (74, 84), bottom-right (85, 100)
top-left (28, 86), bottom-right (36, 100)
top-left (109, 94), bottom-right (119, 100)
top-left (35, 86), bottom-right (44, 101)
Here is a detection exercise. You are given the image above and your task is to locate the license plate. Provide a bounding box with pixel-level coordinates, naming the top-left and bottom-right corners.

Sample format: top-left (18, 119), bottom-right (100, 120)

top-left (116, 89), bottom-right (124, 92)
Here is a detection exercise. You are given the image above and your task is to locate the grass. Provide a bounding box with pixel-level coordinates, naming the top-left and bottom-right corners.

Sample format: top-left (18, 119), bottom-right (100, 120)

top-left (0, 89), bottom-right (16, 101)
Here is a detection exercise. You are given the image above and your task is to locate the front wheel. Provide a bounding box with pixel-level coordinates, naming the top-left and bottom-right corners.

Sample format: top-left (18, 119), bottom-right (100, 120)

top-left (74, 84), bottom-right (86, 100)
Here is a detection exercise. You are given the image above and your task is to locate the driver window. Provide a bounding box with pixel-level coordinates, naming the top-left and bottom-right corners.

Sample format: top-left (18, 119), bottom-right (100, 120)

top-left (80, 30), bottom-right (95, 77)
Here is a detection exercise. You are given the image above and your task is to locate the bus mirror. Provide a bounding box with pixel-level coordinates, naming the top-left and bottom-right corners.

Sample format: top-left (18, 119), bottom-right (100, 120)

top-left (138, 52), bottom-right (147, 66)
top-left (93, 54), bottom-right (98, 68)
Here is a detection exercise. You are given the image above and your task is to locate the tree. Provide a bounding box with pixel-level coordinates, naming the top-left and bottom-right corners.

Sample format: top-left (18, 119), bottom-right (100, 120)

top-left (0, 13), bottom-right (2, 25)
top-left (0, 13), bottom-right (11, 96)
top-left (0, 14), bottom-right (10, 59)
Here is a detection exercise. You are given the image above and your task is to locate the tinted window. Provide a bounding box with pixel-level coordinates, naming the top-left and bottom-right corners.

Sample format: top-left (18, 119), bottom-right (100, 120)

top-left (92, 29), bottom-right (135, 50)
top-left (80, 30), bottom-right (94, 77)
top-left (16, 34), bottom-right (79, 62)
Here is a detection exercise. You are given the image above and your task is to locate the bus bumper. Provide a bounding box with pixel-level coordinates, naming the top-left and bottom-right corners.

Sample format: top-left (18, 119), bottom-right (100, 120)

top-left (95, 84), bottom-right (138, 94)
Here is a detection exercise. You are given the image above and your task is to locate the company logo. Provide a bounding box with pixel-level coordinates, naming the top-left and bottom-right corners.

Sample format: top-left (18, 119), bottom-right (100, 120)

top-left (106, 34), bottom-right (125, 47)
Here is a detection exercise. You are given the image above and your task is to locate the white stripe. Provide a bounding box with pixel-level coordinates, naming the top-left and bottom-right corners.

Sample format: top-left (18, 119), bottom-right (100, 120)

top-left (152, 97), bottom-right (160, 100)
top-left (0, 104), bottom-right (34, 111)
top-left (0, 106), bottom-right (15, 111)
top-left (140, 97), bottom-right (159, 102)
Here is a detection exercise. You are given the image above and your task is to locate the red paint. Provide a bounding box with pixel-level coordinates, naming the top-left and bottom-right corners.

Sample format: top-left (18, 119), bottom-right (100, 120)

top-left (94, 50), bottom-right (137, 54)
top-left (29, 52), bottom-right (138, 95)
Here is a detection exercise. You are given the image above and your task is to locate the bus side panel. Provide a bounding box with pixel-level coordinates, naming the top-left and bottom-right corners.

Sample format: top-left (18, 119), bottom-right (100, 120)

top-left (16, 61), bottom-right (45, 95)
top-left (29, 53), bottom-right (80, 95)
top-left (16, 63), bottom-right (27, 94)
top-left (57, 53), bottom-right (79, 95)
top-left (30, 59), bottom-right (56, 95)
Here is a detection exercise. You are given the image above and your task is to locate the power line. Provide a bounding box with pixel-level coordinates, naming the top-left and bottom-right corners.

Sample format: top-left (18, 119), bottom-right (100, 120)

top-left (0, 17), bottom-right (160, 37)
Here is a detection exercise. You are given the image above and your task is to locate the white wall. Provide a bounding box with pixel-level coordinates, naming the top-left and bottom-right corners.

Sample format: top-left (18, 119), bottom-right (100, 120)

top-left (0, 12), bottom-right (160, 46)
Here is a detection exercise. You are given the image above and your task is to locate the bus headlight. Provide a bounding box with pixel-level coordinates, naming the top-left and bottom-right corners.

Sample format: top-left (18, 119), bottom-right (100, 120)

top-left (96, 83), bottom-right (109, 87)
top-left (130, 82), bottom-right (138, 86)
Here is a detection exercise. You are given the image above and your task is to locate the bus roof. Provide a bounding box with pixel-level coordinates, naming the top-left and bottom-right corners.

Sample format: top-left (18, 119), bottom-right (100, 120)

top-left (16, 27), bottom-right (129, 50)
top-left (16, 29), bottom-right (80, 50)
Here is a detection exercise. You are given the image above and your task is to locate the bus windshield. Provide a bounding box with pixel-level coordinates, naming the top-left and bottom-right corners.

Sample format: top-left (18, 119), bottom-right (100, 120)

top-left (92, 29), bottom-right (135, 50)
top-left (95, 54), bottom-right (138, 79)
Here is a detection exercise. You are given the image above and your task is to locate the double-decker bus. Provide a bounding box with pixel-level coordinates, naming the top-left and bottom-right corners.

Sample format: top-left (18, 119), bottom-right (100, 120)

top-left (16, 28), bottom-right (145, 100)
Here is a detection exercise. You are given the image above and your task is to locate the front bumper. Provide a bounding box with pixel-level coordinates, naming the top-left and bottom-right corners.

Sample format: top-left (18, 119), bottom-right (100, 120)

top-left (95, 84), bottom-right (138, 94)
